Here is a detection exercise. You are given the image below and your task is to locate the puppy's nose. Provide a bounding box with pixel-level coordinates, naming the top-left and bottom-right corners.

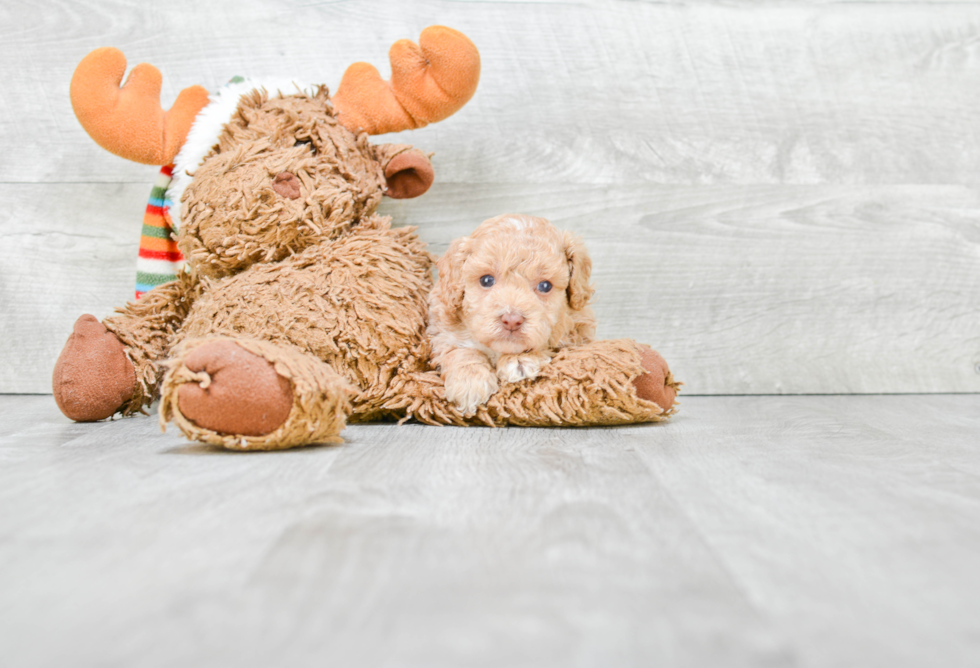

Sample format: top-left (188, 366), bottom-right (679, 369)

top-left (501, 313), bottom-right (524, 332)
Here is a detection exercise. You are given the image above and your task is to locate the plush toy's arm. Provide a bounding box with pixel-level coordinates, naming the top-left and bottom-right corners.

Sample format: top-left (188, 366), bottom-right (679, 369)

top-left (103, 273), bottom-right (201, 412)
top-left (390, 339), bottom-right (679, 427)
top-left (53, 274), bottom-right (201, 421)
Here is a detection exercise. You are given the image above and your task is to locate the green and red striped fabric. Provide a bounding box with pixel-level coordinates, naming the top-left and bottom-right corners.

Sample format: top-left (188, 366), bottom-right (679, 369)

top-left (135, 165), bottom-right (184, 299)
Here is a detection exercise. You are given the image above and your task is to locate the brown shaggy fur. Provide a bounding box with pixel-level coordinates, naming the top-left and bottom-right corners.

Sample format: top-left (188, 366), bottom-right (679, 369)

top-left (102, 272), bottom-right (200, 415)
top-left (65, 87), bottom-right (677, 449)
top-left (176, 214), bottom-right (434, 423)
top-left (392, 339), bottom-right (679, 427)
top-left (160, 336), bottom-right (354, 450)
top-left (179, 88), bottom-right (388, 279)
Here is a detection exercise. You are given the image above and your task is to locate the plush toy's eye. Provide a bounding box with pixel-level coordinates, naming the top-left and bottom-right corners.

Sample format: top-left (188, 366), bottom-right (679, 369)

top-left (294, 139), bottom-right (317, 154)
top-left (480, 275), bottom-right (495, 288)
top-left (537, 280), bottom-right (553, 293)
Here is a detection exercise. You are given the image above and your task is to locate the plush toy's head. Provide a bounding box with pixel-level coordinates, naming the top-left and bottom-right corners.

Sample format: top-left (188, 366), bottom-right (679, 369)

top-left (175, 86), bottom-right (435, 278)
top-left (69, 27), bottom-right (480, 279)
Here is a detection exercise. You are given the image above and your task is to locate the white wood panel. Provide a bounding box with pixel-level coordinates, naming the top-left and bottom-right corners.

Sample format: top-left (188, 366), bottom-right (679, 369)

top-left (4, 182), bottom-right (979, 394)
top-left (1, 394), bottom-right (979, 667)
top-left (3, 1), bottom-right (979, 395)
top-left (387, 182), bottom-right (980, 395)
top-left (0, 183), bottom-right (149, 393)
top-left (2, 1), bottom-right (980, 185)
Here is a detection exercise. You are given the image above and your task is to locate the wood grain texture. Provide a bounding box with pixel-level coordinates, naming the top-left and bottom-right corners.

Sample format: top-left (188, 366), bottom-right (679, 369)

top-left (1, 394), bottom-right (979, 667)
top-left (6, 181), bottom-right (977, 394)
top-left (3, 0), bottom-right (980, 185)
top-left (0, 184), bottom-right (154, 393)
top-left (384, 182), bottom-right (980, 395)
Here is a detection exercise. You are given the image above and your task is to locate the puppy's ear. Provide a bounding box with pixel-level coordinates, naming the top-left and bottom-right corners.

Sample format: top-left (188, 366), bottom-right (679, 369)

top-left (563, 231), bottom-right (594, 311)
top-left (434, 236), bottom-right (472, 326)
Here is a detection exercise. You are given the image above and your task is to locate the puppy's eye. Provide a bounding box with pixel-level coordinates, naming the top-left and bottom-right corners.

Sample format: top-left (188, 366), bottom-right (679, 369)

top-left (537, 280), bottom-right (553, 293)
top-left (480, 275), bottom-right (495, 288)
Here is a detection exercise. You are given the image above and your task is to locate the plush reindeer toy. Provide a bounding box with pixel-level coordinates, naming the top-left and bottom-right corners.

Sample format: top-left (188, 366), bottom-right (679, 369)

top-left (53, 26), bottom-right (678, 450)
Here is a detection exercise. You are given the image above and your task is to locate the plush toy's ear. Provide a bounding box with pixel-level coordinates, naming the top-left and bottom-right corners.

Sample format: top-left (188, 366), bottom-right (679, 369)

top-left (433, 236), bottom-right (472, 327)
top-left (384, 149), bottom-right (434, 199)
top-left (70, 47), bottom-right (209, 165)
top-left (563, 231), bottom-right (594, 311)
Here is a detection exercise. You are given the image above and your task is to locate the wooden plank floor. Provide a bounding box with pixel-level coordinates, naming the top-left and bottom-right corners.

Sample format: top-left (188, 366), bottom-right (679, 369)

top-left (1, 394), bottom-right (979, 667)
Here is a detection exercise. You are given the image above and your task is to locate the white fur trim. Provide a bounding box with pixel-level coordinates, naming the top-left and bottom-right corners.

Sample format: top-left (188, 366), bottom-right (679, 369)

top-left (168, 78), bottom-right (319, 232)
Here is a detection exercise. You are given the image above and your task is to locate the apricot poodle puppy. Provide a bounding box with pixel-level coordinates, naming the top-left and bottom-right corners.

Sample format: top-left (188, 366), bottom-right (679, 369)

top-left (428, 213), bottom-right (596, 414)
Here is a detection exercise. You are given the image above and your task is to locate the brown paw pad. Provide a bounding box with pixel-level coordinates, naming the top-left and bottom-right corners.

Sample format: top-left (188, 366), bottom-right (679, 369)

top-left (52, 314), bottom-right (136, 421)
top-left (632, 348), bottom-right (677, 412)
top-left (176, 340), bottom-right (293, 437)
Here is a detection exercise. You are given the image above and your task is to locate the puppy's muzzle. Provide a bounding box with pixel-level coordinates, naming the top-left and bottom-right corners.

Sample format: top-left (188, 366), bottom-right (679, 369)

top-left (501, 313), bottom-right (524, 332)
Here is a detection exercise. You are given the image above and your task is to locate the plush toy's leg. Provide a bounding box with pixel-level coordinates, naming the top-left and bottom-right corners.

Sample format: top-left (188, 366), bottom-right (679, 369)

top-left (52, 276), bottom-right (199, 421)
top-left (392, 339), bottom-right (680, 427)
top-left (159, 337), bottom-right (354, 451)
top-left (52, 315), bottom-right (137, 421)
top-left (170, 340), bottom-right (293, 436)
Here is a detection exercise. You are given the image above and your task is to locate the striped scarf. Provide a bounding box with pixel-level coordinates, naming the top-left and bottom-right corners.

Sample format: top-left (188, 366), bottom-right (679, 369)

top-left (135, 165), bottom-right (184, 299)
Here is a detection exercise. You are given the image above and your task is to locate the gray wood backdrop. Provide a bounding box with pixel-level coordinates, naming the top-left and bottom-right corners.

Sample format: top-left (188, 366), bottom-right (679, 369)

top-left (2, 0), bottom-right (979, 395)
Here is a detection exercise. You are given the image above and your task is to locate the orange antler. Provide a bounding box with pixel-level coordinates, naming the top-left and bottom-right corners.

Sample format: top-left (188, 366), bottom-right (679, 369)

top-left (333, 26), bottom-right (480, 135)
top-left (70, 48), bottom-right (209, 165)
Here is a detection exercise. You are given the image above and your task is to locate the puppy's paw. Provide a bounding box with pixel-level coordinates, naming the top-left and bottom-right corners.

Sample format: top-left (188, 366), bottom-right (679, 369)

top-left (445, 365), bottom-right (499, 415)
top-left (496, 352), bottom-right (552, 384)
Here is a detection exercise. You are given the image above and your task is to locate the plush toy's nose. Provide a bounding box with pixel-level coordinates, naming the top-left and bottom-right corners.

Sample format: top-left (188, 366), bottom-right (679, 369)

top-left (501, 313), bottom-right (524, 332)
top-left (272, 171), bottom-right (301, 199)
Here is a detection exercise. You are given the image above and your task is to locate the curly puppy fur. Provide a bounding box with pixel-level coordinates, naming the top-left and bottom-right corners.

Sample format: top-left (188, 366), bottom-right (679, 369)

top-left (428, 213), bottom-right (596, 414)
